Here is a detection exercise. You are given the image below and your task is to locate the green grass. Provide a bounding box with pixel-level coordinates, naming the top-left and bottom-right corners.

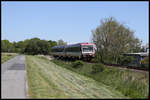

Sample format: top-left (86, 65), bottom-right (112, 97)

top-left (26, 56), bottom-right (68, 98)
top-left (51, 59), bottom-right (149, 99)
top-left (26, 55), bottom-right (127, 99)
top-left (1, 53), bottom-right (17, 64)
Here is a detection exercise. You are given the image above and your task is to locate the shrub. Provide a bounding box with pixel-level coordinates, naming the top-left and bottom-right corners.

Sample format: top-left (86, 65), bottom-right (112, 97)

top-left (141, 56), bottom-right (149, 68)
top-left (7, 54), bottom-right (12, 56)
top-left (118, 55), bottom-right (134, 65)
top-left (72, 60), bottom-right (84, 68)
top-left (91, 63), bottom-right (105, 73)
top-left (91, 57), bottom-right (99, 63)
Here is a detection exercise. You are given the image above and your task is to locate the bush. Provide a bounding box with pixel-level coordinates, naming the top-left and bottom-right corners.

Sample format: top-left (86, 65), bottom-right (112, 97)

top-left (92, 63), bottom-right (105, 73)
top-left (118, 55), bottom-right (134, 65)
top-left (7, 54), bottom-right (12, 56)
top-left (141, 56), bottom-right (149, 68)
top-left (72, 60), bottom-right (84, 68)
top-left (91, 57), bottom-right (99, 63)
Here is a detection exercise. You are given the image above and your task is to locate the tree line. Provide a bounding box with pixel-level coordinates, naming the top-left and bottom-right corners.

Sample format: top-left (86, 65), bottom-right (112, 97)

top-left (1, 38), bottom-right (67, 55)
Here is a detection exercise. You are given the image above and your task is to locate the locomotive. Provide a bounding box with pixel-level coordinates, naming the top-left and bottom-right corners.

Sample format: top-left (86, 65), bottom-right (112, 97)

top-left (52, 43), bottom-right (96, 61)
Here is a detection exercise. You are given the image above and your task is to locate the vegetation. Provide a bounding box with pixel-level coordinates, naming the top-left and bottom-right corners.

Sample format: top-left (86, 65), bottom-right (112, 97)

top-left (26, 56), bottom-right (68, 98)
top-left (26, 55), bottom-right (126, 98)
top-left (118, 55), bottom-right (134, 65)
top-left (1, 40), bottom-right (14, 52)
top-left (57, 39), bottom-right (67, 46)
top-left (92, 17), bottom-right (143, 64)
top-left (1, 53), bottom-right (17, 63)
top-left (24, 38), bottom-right (50, 55)
top-left (1, 38), bottom-right (67, 55)
top-left (141, 56), bottom-right (149, 68)
top-left (91, 63), bottom-right (105, 73)
top-left (71, 60), bottom-right (84, 68)
top-left (52, 59), bottom-right (149, 99)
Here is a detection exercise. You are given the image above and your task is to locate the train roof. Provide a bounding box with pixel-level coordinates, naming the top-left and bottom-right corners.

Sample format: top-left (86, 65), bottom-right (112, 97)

top-left (123, 52), bottom-right (149, 57)
top-left (52, 43), bottom-right (95, 49)
top-left (52, 45), bottom-right (65, 49)
top-left (65, 43), bottom-right (94, 47)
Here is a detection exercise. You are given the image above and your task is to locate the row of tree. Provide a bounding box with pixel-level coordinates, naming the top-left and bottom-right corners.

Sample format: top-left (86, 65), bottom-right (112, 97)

top-left (92, 17), bottom-right (145, 64)
top-left (1, 38), bottom-right (67, 55)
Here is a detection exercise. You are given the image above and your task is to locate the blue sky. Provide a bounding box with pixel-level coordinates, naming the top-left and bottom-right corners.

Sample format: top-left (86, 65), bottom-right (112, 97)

top-left (2, 1), bottom-right (149, 45)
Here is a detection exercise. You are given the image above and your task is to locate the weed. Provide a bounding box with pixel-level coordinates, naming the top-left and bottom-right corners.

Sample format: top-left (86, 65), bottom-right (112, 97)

top-left (72, 60), bottom-right (84, 68)
top-left (91, 63), bottom-right (105, 73)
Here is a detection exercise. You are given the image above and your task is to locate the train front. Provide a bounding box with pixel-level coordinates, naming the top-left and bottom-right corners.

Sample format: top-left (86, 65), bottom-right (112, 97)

top-left (81, 43), bottom-right (96, 61)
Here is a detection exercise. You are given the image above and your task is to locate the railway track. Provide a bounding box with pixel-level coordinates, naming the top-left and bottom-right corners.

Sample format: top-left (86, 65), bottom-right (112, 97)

top-left (52, 58), bottom-right (149, 72)
top-left (103, 63), bottom-right (148, 72)
top-left (88, 61), bottom-right (149, 72)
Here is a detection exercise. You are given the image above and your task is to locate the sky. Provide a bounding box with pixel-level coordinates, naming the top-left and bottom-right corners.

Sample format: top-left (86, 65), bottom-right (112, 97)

top-left (1, 1), bottom-right (149, 45)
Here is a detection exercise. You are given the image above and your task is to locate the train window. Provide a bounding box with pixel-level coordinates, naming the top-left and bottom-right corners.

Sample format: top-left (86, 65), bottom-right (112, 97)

top-left (65, 46), bottom-right (80, 52)
top-left (52, 47), bottom-right (64, 52)
top-left (82, 45), bottom-right (93, 52)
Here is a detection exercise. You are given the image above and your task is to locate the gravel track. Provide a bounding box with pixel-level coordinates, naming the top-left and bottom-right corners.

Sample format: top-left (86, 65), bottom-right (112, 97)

top-left (1, 55), bottom-right (27, 98)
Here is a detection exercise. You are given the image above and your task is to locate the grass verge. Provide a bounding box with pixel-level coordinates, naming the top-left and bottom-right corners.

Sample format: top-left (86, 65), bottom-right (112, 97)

top-left (26, 55), bottom-right (68, 98)
top-left (51, 59), bottom-right (149, 99)
top-left (26, 55), bottom-right (127, 98)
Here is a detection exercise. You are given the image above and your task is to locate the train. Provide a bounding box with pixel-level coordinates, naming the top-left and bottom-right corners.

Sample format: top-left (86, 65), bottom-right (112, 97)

top-left (52, 43), bottom-right (96, 61)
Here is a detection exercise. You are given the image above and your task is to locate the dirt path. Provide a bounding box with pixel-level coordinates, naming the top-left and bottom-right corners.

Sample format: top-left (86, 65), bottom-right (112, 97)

top-left (1, 55), bottom-right (27, 98)
top-left (27, 56), bottom-right (127, 98)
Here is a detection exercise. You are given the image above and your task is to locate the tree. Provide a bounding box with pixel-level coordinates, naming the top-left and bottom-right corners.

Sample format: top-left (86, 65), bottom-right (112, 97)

top-left (48, 40), bottom-right (57, 54)
top-left (57, 39), bottom-right (67, 46)
top-left (2, 37), bottom-right (64, 55)
top-left (1, 40), bottom-right (14, 52)
top-left (24, 37), bottom-right (50, 55)
top-left (92, 17), bottom-right (142, 64)
top-left (48, 40), bottom-right (57, 47)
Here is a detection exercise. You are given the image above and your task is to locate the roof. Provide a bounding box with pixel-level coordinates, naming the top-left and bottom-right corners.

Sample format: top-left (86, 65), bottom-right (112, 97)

top-left (123, 52), bottom-right (149, 56)
top-left (52, 42), bottom-right (96, 49)
top-left (52, 45), bottom-right (65, 49)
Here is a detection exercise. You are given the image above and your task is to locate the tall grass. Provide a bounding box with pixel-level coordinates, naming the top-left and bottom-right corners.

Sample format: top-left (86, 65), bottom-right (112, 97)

top-left (51, 59), bottom-right (149, 99)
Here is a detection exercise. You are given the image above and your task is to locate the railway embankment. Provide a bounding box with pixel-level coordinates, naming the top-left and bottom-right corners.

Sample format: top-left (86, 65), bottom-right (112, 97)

top-left (51, 59), bottom-right (149, 99)
top-left (26, 55), bottom-right (127, 99)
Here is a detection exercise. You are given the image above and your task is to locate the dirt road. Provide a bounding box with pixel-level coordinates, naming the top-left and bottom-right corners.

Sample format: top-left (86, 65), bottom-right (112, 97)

top-left (27, 56), bottom-right (127, 98)
top-left (1, 55), bottom-right (27, 98)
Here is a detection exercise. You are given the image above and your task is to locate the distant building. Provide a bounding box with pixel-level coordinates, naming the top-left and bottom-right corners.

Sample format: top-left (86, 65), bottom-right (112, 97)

top-left (123, 47), bottom-right (149, 67)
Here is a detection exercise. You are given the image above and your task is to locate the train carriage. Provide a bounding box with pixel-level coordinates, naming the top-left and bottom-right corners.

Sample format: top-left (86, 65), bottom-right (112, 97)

top-left (52, 43), bottom-right (96, 61)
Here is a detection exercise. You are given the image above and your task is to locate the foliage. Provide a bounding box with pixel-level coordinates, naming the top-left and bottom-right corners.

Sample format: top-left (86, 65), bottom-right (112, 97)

top-left (91, 63), bottom-right (105, 73)
top-left (118, 55), bottom-right (134, 65)
top-left (141, 56), bottom-right (149, 68)
top-left (24, 38), bottom-right (50, 55)
top-left (1, 37), bottom-right (58, 55)
top-left (1, 40), bottom-right (14, 52)
top-left (92, 17), bottom-right (142, 64)
top-left (57, 39), bottom-right (67, 46)
top-left (48, 40), bottom-right (57, 54)
top-left (71, 60), bottom-right (84, 68)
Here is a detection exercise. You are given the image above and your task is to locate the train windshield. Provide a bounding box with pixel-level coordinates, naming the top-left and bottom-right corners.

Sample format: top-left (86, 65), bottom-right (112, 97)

top-left (82, 45), bottom-right (93, 52)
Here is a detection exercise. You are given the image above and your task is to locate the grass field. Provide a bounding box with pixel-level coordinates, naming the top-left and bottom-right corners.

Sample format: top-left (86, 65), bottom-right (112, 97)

top-left (26, 55), bottom-right (127, 99)
top-left (51, 59), bottom-right (149, 99)
top-left (1, 53), bottom-right (18, 64)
